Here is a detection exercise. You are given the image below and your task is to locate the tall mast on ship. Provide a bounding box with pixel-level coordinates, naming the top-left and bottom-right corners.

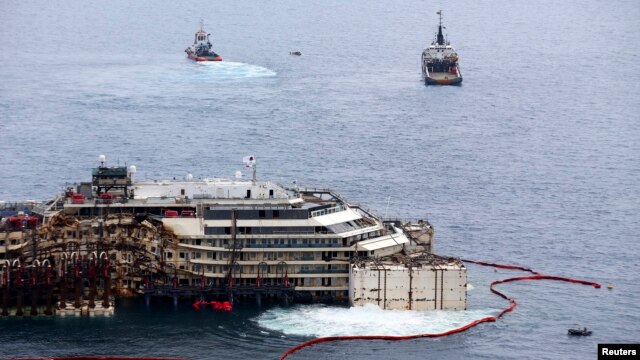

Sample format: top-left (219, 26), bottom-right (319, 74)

top-left (436, 10), bottom-right (445, 45)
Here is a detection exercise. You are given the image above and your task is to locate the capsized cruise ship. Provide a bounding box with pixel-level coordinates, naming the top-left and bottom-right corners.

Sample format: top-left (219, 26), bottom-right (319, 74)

top-left (0, 155), bottom-right (466, 315)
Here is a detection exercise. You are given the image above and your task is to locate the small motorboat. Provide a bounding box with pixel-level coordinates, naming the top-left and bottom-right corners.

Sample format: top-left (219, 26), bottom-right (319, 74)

top-left (185, 20), bottom-right (222, 62)
top-left (568, 328), bottom-right (592, 336)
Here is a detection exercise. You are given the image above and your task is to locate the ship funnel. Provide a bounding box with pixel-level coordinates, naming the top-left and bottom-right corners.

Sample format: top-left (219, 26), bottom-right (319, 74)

top-left (98, 154), bottom-right (106, 167)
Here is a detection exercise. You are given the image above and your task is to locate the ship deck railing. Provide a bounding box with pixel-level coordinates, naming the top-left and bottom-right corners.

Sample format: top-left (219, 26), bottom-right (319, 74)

top-left (0, 201), bottom-right (41, 214)
top-left (310, 204), bottom-right (345, 217)
top-left (295, 186), bottom-right (383, 222)
top-left (142, 284), bottom-right (295, 297)
top-left (383, 217), bottom-right (432, 225)
top-left (242, 243), bottom-right (343, 249)
top-left (299, 269), bottom-right (348, 274)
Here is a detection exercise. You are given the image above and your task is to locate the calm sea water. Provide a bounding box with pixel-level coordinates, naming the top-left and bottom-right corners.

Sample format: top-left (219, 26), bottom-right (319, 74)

top-left (1, 0), bottom-right (639, 359)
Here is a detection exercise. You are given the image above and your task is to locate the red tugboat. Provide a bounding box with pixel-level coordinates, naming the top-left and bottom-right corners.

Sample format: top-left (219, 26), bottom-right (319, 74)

top-left (185, 21), bottom-right (222, 62)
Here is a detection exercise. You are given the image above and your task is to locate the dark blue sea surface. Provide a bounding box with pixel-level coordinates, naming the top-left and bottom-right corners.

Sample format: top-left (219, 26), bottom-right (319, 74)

top-left (1, 0), bottom-right (639, 359)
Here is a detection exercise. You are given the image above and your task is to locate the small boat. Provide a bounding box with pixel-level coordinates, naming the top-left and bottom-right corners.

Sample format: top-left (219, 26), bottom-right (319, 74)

top-left (568, 328), bottom-right (592, 336)
top-left (421, 10), bottom-right (462, 85)
top-left (185, 20), bottom-right (222, 62)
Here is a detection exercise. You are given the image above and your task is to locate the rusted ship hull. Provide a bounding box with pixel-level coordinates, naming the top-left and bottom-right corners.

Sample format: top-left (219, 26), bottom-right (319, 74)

top-left (424, 73), bottom-right (463, 85)
top-left (186, 51), bottom-right (222, 62)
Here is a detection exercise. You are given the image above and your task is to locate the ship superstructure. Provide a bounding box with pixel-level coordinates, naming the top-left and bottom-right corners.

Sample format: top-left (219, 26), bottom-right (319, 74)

top-left (421, 11), bottom-right (462, 85)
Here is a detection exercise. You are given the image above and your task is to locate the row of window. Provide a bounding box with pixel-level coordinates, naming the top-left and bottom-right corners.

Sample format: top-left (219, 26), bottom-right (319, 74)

top-left (204, 226), bottom-right (326, 235)
top-left (181, 230), bottom-right (383, 249)
top-left (183, 276), bottom-right (347, 288)
top-left (188, 263), bottom-right (348, 274)
top-left (0, 239), bottom-right (21, 246)
top-left (204, 209), bottom-right (308, 220)
top-left (200, 227), bottom-right (382, 242)
top-left (173, 250), bottom-right (347, 262)
top-left (182, 237), bottom-right (346, 247)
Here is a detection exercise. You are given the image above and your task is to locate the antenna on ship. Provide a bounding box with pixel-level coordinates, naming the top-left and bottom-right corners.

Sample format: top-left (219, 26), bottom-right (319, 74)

top-left (98, 154), bottom-right (106, 168)
top-left (436, 10), bottom-right (445, 45)
top-left (243, 155), bottom-right (257, 183)
top-left (384, 196), bottom-right (391, 219)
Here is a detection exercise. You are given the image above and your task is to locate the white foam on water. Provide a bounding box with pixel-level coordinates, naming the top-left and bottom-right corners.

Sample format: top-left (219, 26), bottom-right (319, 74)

top-left (255, 304), bottom-right (499, 337)
top-left (467, 282), bottom-right (475, 290)
top-left (195, 61), bottom-right (276, 79)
